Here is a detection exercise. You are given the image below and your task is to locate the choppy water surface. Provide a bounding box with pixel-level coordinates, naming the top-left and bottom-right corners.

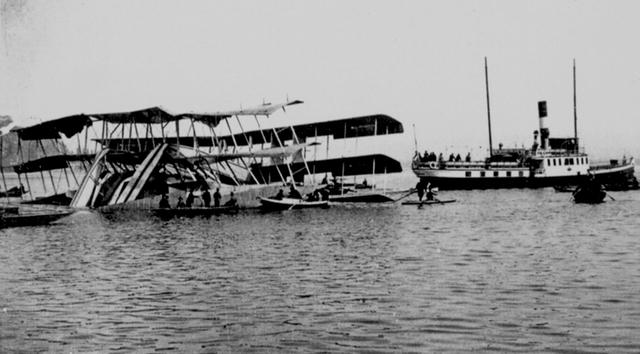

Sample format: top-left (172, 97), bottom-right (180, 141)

top-left (1, 188), bottom-right (640, 353)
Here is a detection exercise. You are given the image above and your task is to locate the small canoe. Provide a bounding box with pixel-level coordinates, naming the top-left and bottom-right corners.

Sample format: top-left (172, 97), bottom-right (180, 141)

top-left (151, 205), bottom-right (239, 217)
top-left (260, 197), bottom-right (329, 210)
top-left (401, 199), bottom-right (456, 205)
top-left (0, 207), bottom-right (74, 228)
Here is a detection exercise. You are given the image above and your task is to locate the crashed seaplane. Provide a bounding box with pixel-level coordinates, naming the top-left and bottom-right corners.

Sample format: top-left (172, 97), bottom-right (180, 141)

top-left (4, 100), bottom-right (405, 210)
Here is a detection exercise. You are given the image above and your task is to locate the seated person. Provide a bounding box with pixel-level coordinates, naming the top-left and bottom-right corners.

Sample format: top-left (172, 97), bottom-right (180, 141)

top-left (273, 189), bottom-right (284, 200)
top-left (159, 194), bottom-right (170, 209)
top-left (224, 192), bottom-right (238, 207)
top-left (287, 185), bottom-right (302, 199)
top-left (319, 188), bottom-right (330, 201)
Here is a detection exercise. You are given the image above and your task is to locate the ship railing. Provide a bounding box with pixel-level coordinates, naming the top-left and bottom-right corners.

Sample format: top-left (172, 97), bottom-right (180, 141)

top-left (532, 148), bottom-right (586, 157)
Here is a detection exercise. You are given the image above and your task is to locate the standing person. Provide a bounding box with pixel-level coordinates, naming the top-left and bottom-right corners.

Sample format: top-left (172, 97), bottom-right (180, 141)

top-left (415, 180), bottom-right (426, 202)
top-left (202, 188), bottom-right (211, 208)
top-left (159, 194), bottom-right (170, 209)
top-left (176, 196), bottom-right (186, 208)
top-left (213, 188), bottom-right (221, 207)
top-left (185, 189), bottom-right (195, 208)
top-left (426, 183), bottom-right (435, 201)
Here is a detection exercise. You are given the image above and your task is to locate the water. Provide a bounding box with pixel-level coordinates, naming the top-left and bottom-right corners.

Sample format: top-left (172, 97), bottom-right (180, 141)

top-left (1, 188), bottom-right (640, 353)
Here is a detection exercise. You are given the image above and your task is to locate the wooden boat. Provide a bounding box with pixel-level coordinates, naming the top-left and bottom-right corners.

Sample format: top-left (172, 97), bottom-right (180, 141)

top-left (553, 185), bottom-right (576, 193)
top-left (260, 197), bottom-right (329, 210)
top-left (401, 199), bottom-right (456, 205)
top-left (0, 206), bottom-right (74, 228)
top-left (572, 183), bottom-right (607, 204)
top-left (329, 192), bottom-right (394, 203)
top-left (151, 205), bottom-right (239, 217)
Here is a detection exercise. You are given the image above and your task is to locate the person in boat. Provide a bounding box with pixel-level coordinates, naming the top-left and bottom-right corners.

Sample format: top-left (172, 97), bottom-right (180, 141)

top-left (159, 194), bottom-right (170, 209)
top-left (288, 185), bottom-right (302, 199)
top-left (438, 153), bottom-right (444, 162)
top-left (448, 153), bottom-right (455, 162)
top-left (318, 188), bottom-right (330, 201)
top-left (224, 192), bottom-right (238, 207)
top-left (426, 183), bottom-right (435, 201)
top-left (455, 154), bottom-right (462, 162)
top-left (465, 152), bottom-right (471, 162)
top-left (213, 188), bottom-right (221, 207)
top-left (202, 188), bottom-right (211, 208)
top-left (362, 178), bottom-right (368, 187)
top-left (176, 196), bottom-right (186, 208)
top-left (185, 189), bottom-right (195, 208)
top-left (415, 180), bottom-right (426, 201)
top-left (273, 189), bottom-right (285, 200)
top-left (321, 174), bottom-right (328, 184)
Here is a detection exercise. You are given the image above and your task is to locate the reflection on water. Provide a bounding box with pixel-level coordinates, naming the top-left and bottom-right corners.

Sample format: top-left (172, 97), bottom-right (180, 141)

top-left (1, 188), bottom-right (640, 352)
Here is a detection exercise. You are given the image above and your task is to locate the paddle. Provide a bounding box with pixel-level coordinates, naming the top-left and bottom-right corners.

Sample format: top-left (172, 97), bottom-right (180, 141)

top-left (607, 193), bottom-right (616, 201)
top-left (394, 189), bottom-right (416, 202)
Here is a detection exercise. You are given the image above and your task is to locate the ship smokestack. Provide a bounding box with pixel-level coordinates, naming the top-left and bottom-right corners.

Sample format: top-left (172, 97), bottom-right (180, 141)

top-left (538, 101), bottom-right (549, 150)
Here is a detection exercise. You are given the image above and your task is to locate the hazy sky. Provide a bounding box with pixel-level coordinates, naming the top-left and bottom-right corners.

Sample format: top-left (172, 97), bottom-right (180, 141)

top-left (1, 0), bottom-right (640, 161)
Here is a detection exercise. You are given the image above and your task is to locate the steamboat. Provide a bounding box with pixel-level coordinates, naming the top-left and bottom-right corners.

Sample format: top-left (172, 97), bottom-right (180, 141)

top-left (412, 59), bottom-right (637, 190)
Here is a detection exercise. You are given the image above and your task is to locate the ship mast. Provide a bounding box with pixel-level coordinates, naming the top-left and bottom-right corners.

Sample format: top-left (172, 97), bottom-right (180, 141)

top-left (573, 58), bottom-right (578, 152)
top-left (484, 57), bottom-right (494, 157)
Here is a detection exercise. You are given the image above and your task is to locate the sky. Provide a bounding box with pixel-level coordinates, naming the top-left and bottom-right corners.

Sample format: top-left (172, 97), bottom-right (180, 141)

top-left (1, 0), bottom-right (640, 162)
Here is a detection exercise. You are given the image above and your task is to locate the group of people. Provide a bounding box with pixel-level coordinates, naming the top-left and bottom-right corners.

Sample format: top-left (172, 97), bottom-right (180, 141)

top-left (158, 187), bottom-right (237, 209)
top-left (416, 150), bottom-right (472, 163)
top-left (415, 180), bottom-right (436, 202)
top-left (271, 184), bottom-right (330, 201)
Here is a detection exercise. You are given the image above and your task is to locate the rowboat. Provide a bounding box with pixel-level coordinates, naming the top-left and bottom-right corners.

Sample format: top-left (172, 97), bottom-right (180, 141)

top-left (401, 199), bottom-right (456, 205)
top-left (259, 197), bottom-right (329, 210)
top-left (572, 185), bottom-right (607, 204)
top-left (0, 206), bottom-right (74, 228)
top-left (151, 205), bottom-right (239, 217)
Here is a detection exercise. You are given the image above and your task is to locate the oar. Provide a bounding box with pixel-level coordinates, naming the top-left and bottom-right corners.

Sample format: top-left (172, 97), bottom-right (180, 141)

top-left (394, 189), bottom-right (416, 202)
top-left (607, 193), bottom-right (616, 201)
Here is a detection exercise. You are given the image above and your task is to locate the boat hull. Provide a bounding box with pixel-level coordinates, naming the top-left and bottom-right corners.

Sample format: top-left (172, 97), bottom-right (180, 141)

top-left (0, 208), bottom-right (73, 228)
top-left (260, 197), bottom-right (329, 210)
top-left (329, 192), bottom-right (394, 203)
top-left (413, 162), bottom-right (635, 190)
top-left (401, 199), bottom-right (456, 205)
top-left (151, 206), bottom-right (239, 217)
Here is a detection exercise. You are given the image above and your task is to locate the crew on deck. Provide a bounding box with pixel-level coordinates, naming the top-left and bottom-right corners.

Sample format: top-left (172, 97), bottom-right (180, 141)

top-left (213, 188), bottom-right (221, 207)
top-left (176, 196), bottom-right (186, 208)
top-left (159, 194), bottom-right (170, 209)
top-left (185, 189), bottom-right (195, 207)
top-left (224, 192), bottom-right (238, 207)
top-left (202, 188), bottom-right (211, 207)
top-left (273, 189), bottom-right (285, 200)
top-left (288, 185), bottom-right (302, 199)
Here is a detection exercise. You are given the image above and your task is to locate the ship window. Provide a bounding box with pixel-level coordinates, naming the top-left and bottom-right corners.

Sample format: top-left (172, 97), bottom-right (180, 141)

top-left (553, 159), bottom-right (557, 166)
top-left (519, 171), bottom-right (524, 177)
top-left (480, 171), bottom-right (485, 177)
top-left (506, 171), bottom-right (512, 177)
top-left (586, 158), bottom-right (588, 164)
top-left (493, 171), bottom-right (499, 177)
top-left (564, 158), bottom-right (569, 165)
top-left (559, 159), bottom-right (562, 166)
top-left (570, 158), bottom-right (574, 165)
top-left (465, 171), bottom-right (472, 177)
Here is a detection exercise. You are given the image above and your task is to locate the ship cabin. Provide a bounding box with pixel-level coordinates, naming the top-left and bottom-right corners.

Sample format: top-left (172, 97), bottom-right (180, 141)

top-left (527, 137), bottom-right (589, 178)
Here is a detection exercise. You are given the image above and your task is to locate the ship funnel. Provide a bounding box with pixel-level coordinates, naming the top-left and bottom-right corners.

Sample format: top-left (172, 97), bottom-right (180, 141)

top-left (537, 101), bottom-right (550, 150)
